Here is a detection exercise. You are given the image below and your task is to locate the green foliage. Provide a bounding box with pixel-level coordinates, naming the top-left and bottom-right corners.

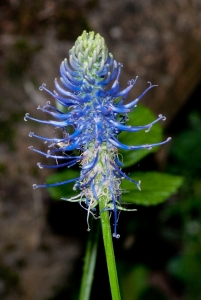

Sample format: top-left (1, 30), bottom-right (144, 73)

top-left (163, 109), bottom-right (201, 299)
top-left (167, 247), bottom-right (201, 299)
top-left (169, 111), bottom-right (201, 172)
top-left (119, 105), bottom-right (163, 167)
top-left (162, 182), bottom-right (201, 299)
top-left (119, 263), bottom-right (168, 300)
top-left (121, 172), bottom-right (184, 206)
top-left (47, 169), bottom-right (79, 200)
top-left (47, 164), bottom-right (183, 208)
top-left (168, 254), bottom-right (201, 285)
top-left (119, 264), bottom-right (149, 300)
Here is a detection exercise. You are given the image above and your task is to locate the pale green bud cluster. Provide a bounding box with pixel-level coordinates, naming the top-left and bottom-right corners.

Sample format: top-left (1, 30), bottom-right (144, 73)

top-left (70, 30), bottom-right (111, 74)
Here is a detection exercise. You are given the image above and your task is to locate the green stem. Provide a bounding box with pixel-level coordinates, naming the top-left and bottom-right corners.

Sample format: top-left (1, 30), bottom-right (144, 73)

top-left (99, 198), bottom-right (121, 300)
top-left (78, 220), bottom-right (100, 300)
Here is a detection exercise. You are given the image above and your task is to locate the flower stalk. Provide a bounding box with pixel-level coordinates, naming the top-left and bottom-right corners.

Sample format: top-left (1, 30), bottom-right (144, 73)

top-left (78, 219), bottom-right (100, 300)
top-left (99, 198), bottom-right (121, 300)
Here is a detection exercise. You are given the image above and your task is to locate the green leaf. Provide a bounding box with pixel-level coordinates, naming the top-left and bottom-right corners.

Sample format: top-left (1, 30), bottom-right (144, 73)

top-left (119, 264), bottom-right (149, 300)
top-left (171, 128), bottom-right (201, 172)
top-left (167, 254), bottom-right (201, 293)
top-left (46, 169), bottom-right (79, 200)
top-left (121, 172), bottom-right (184, 206)
top-left (119, 105), bottom-right (163, 168)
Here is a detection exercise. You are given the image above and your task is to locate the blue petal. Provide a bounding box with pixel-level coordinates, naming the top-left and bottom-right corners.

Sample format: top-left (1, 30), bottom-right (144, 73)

top-left (37, 158), bottom-right (80, 169)
top-left (110, 120), bottom-right (152, 132)
top-left (82, 151), bottom-right (99, 170)
top-left (109, 137), bottom-right (171, 150)
top-left (109, 104), bottom-right (131, 113)
top-left (79, 172), bottom-right (98, 189)
top-left (24, 113), bottom-right (70, 127)
top-left (29, 146), bottom-right (81, 160)
top-left (60, 62), bottom-right (82, 85)
top-left (54, 79), bottom-right (84, 102)
top-left (33, 177), bottom-right (79, 189)
top-left (60, 76), bottom-right (81, 93)
top-left (124, 82), bottom-right (157, 109)
top-left (47, 142), bottom-right (80, 152)
top-left (29, 132), bottom-right (66, 143)
top-left (63, 59), bottom-right (78, 76)
top-left (110, 162), bottom-right (140, 187)
top-left (90, 181), bottom-right (99, 200)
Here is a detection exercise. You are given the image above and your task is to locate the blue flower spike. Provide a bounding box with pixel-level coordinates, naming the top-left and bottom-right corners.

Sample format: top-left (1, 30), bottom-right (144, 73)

top-left (25, 31), bottom-right (171, 238)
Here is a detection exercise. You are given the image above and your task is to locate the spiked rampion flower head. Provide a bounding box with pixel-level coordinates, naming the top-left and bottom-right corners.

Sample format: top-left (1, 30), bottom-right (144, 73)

top-left (25, 31), bottom-right (170, 238)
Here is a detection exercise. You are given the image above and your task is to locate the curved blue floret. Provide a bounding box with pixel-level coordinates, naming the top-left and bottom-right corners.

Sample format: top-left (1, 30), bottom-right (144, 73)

top-left (26, 31), bottom-right (171, 238)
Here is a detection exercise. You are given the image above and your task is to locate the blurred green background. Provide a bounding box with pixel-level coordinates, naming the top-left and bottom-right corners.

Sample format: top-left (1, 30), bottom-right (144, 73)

top-left (0, 1), bottom-right (201, 299)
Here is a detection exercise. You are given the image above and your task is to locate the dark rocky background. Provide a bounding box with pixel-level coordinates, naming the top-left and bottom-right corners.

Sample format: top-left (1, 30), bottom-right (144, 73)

top-left (0, 0), bottom-right (201, 299)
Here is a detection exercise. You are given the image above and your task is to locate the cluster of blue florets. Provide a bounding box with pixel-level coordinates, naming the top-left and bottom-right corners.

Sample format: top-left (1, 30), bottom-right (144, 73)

top-left (25, 31), bottom-right (170, 237)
